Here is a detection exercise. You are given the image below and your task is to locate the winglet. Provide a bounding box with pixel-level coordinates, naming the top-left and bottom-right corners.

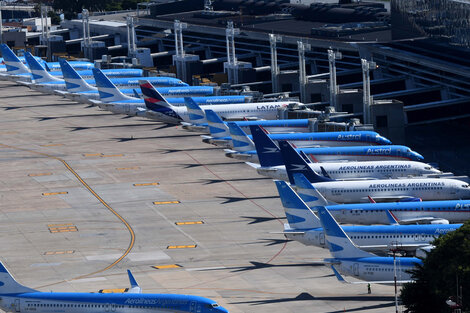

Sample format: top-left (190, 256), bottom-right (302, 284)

top-left (385, 210), bottom-right (399, 225)
top-left (249, 125), bottom-right (283, 167)
top-left (127, 270), bottom-right (142, 294)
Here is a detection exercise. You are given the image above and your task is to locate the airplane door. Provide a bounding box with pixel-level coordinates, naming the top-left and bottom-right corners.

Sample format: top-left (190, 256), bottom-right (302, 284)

top-left (105, 303), bottom-right (110, 312)
top-left (14, 299), bottom-right (20, 312)
top-left (197, 304), bottom-right (202, 313)
top-left (125, 104), bottom-right (130, 114)
top-left (353, 263), bottom-right (359, 276)
top-left (189, 301), bottom-right (196, 312)
top-left (111, 304), bottom-right (116, 312)
top-left (319, 232), bottom-right (325, 245)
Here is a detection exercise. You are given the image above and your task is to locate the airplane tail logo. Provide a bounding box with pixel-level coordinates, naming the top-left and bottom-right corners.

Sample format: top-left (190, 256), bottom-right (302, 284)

top-left (0, 44), bottom-right (30, 75)
top-left (249, 125), bottom-right (284, 167)
top-left (60, 59), bottom-right (96, 92)
top-left (317, 207), bottom-right (374, 259)
top-left (205, 110), bottom-right (230, 138)
top-left (139, 80), bottom-right (182, 121)
top-left (184, 97), bottom-right (206, 124)
top-left (275, 180), bottom-right (322, 229)
top-left (227, 122), bottom-right (255, 152)
top-left (24, 52), bottom-right (61, 83)
top-left (92, 68), bottom-right (131, 102)
top-left (0, 261), bottom-right (37, 295)
top-left (279, 141), bottom-right (332, 185)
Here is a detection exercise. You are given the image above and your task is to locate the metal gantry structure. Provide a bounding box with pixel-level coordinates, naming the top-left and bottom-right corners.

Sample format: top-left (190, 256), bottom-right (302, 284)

top-left (298, 41), bottom-right (311, 103)
top-left (328, 49), bottom-right (342, 111)
top-left (225, 21), bottom-right (240, 85)
top-left (269, 33), bottom-right (282, 94)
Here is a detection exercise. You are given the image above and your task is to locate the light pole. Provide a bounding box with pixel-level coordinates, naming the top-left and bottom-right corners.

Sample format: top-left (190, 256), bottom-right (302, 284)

top-left (361, 58), bottom-right (376, 124)
top-left (328, 49), bottom-right (342, 111)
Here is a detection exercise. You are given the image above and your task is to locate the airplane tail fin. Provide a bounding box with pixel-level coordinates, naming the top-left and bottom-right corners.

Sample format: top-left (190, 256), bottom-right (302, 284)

top-left (184, 97), bottom-right (207, 125)
top-left (205, 110), bottom-right (230, 138)
top-left (0, 44), bottom-right (30, 75)
top-left (59, 59), bottom-right (96, 92)
top-left (24, 52), bottom-right (61, 83)
top-left (278, 140), bottom-right (333, 184)
top-left (317, 207), bottom-right (375, 259)
top-left (0, 261), bottom-right (37, 294)
top-left (92, 68), bottom-right (134, 102)
top-left (249, 125), bottom-right (284, 167)
top-left (227, 122), bottom-right (255, 152)
top-left (126, 270), bottom-right (142, 294)
top-left (139, 80), bottom-right (175, 111)
top-left (292, 173), bottom-right (332, 207)
top-left (275, 180), bottom-right (321, 229)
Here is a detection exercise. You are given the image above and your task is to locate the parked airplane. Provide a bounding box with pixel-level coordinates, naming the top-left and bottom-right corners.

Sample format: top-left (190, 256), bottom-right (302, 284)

top-left (23, 52), bottom-right (151, 93)
top-left (275, 180), bottom-right (460, 256)
top-left (0, 45), bottom-right (143, 83)
top-left (318, 206), bottom-right (422, 283)
top-left (0, 261), bottom-right (228, 313)
top-left (58, 60), bottom-right (216, 103)
top-left (248, 124), bottom-right (442, 180)
top-left (183, 103), bottom-right (310, 134)
top-left (90, 69), bottom-right (249, 115)
top-left (280, 141), bottom-right (470, 203)
top-left (224, 122), bottom-right (391, 151)
top-left (293, 173), bottom-right (470, 225)
top-left (139, 80), bottom-right (299, 124)
top-left (225, 138), bottom-right (424, 163)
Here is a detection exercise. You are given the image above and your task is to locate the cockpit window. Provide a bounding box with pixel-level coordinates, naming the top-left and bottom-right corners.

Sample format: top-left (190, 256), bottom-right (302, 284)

top-left (462, 185), bottom-right (469, 188)
top-left (206, 303), bottom-right (219, 308)
top-left (424, 166), bottom-right (431, 170)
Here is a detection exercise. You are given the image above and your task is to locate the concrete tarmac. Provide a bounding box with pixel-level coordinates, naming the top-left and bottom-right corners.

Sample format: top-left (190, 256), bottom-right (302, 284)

top-left (0, 81), bottom-right (397, 313)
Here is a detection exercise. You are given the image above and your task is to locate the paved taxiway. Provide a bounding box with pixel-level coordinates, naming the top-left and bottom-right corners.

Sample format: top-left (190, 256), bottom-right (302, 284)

top-left (0, 80), bottom-right (397, 313)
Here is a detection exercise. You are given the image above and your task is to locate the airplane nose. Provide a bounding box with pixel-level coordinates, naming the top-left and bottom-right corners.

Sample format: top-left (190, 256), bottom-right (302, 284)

top-left (412, 152), bottom-right (424, 161)
top-left (379, 136), bottom-right (392, 145)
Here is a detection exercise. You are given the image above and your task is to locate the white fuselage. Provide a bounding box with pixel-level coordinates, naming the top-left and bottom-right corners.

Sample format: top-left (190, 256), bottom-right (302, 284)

top-left (333, 258), bottom-right (417, 282)
top-left (312, 178), bottom-right (470, 203)
top-left (256, 160), bottom-right (441, 181)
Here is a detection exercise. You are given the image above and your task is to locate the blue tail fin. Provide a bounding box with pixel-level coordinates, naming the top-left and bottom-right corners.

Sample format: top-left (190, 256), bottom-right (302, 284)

top-left (24, 52), bottom-right (61, 83)
top-left (126, 270), bottom-right (142, 294)
top-left (0, 44), bottom-right (30, 74)
top-left (205, 110), bottom-right (230, 138)
top-left (184, 97), bottom-right (207, 124)
top-left (0, 260), bottom-right (38, 294)
top-left (249, 125), bottom-right (283, 167)
top-left (227, 122), bottom-right (255, 152)
top-left (292, 173), bottom-right (331, 207)
top-left (317, 207), bottom-right (374, 259)
top-left (92, 68), bottom-right (133, 102)
top-left (275, 180), bottom-right (321, 229)
top-left (278, 140), bottom-right (332, 184)
top-left (59, 59), bottom-right (96, 92)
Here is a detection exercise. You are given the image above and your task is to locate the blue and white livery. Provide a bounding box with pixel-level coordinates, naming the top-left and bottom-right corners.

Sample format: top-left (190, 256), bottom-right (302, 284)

top-left (0, 261), bottom-right (228, 313)
top-left (293, 173), bottom-right (470, 225)
top-left (318, 206), bottom-right (422, 283)
top-left (275, 180), bottom-right (460, 256)
top-left (248, 124), bottom-right (442, 180)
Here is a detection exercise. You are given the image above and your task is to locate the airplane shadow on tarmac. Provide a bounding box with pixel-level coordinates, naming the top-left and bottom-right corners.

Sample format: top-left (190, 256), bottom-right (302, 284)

top-left (231, 292), bottom-right (396, 311)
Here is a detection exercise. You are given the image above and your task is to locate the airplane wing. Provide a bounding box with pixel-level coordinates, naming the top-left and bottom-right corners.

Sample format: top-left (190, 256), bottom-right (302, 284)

top-left (358, 243), bottom-right (431, 253)
top-left (360, 195), bottom-right (421, 203)
top-left (331, 265), bottom-right (413, 285)
top-left (245, 162), bottom-right (261, 169)
top-left (397, 217), bottom-right (450, 224)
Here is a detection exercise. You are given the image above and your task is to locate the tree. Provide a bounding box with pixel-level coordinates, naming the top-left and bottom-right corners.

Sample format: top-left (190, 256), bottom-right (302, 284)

top-left (401, 222), bottom-right (470, 313)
